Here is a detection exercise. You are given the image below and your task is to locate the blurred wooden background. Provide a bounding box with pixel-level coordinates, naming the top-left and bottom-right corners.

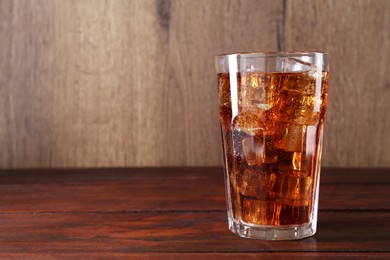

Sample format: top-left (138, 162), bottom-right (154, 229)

top-left (0, 0), bottom-right (389, 168)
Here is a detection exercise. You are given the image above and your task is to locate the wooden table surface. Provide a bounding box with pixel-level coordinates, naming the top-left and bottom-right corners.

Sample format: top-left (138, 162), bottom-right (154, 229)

top-left (0, 167), bottom-right (389, 258)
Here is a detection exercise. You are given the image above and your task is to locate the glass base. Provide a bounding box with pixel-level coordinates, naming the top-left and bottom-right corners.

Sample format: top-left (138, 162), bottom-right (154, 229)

top-left (228, 217), bottom-right (316, 240)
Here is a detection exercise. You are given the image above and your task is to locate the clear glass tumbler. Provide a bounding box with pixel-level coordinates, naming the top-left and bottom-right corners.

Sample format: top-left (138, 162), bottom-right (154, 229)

top-left (215, 52), bottom-right (329, 240)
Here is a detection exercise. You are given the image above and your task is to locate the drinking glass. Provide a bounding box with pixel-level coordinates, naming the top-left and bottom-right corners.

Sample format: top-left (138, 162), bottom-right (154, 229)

top-left (215, 52), bottom-right (329, 240)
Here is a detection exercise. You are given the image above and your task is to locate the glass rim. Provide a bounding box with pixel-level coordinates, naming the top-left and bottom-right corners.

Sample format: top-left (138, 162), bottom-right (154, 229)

top-left (215, 51), bottom-right (328, 59)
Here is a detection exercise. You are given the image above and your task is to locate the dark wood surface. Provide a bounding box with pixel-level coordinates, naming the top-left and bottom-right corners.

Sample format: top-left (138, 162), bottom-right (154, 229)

top-left (0, 167), bottom-right (389, 258)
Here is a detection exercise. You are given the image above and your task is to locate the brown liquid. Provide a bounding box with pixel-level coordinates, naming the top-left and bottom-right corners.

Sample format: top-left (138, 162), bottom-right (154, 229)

top-left (219, 71), bottom-right (328, 226)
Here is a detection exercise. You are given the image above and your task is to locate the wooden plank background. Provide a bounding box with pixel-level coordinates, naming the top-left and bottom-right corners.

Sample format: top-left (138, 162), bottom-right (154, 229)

top-left (0, 0), bottom-right (389, 168)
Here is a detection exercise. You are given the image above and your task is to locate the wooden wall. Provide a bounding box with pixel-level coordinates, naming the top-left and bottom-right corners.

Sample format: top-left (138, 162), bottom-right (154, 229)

top-left (0, 0), bottom-right (389, 168)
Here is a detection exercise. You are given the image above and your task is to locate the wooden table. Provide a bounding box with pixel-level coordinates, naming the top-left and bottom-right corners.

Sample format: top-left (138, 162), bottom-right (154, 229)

top-left (0, 167), bottom-right (389, 258)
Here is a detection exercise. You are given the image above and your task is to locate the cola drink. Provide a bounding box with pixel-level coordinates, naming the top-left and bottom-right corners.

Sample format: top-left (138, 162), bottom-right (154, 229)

top-left (216, 54), bottom-right (328, 239)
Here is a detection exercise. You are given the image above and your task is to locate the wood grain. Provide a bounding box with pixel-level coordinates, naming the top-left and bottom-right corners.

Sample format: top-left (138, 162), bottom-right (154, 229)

top-left (0, 167), bottom-right (389, 256)
top-left (0, 0), bottom-right (389, 168)
top-left (0, 0), bottom-right (14, 167)
top-left (284, 0), bottom-right (390, 167)
top-left (1, 253), bottom-right (388, 259)
top-left (0, 0), bottom-right (281, 168)
top-left (0, 212), bottom-right (388, 254)
top-left (0, 167), bottom-right (389, 213)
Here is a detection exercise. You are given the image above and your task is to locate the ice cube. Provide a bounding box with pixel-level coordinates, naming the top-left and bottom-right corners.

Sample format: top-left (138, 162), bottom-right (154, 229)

top-left (233, 112), bottom-right (263, 136)
top-left (281, 58), bottom-right (313, 73)
top-left (278, 90), bottom-right (320, 125)
top-left (245, 64), bottom-right (256, 72)
top-left (277, 150), bottom-right (309, 174)
top-left (260, 106), bottom-right (278, 135)
top-left (281, 72), bottom-right (316, 95)
top-left (240, 197), bottom-right (277, 225)
top-left (242, 137), bottom-right (260, 166)
top-left (242, 135), bottom-right (277, 166)
top-left (237, 168), bottom-right (277, 200)
top-left (239, 72), bottom-right (280, 111)
top-left (274, 122), bottom-right (307, 152)
top-left (280, 58), bottom-right (318, 95)
top-left (237, 168), bottom-right (261, 198)
top-left (274, 173), bottom-right (313, 207)
top-left (231, 129), bottom-right (250, 173)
